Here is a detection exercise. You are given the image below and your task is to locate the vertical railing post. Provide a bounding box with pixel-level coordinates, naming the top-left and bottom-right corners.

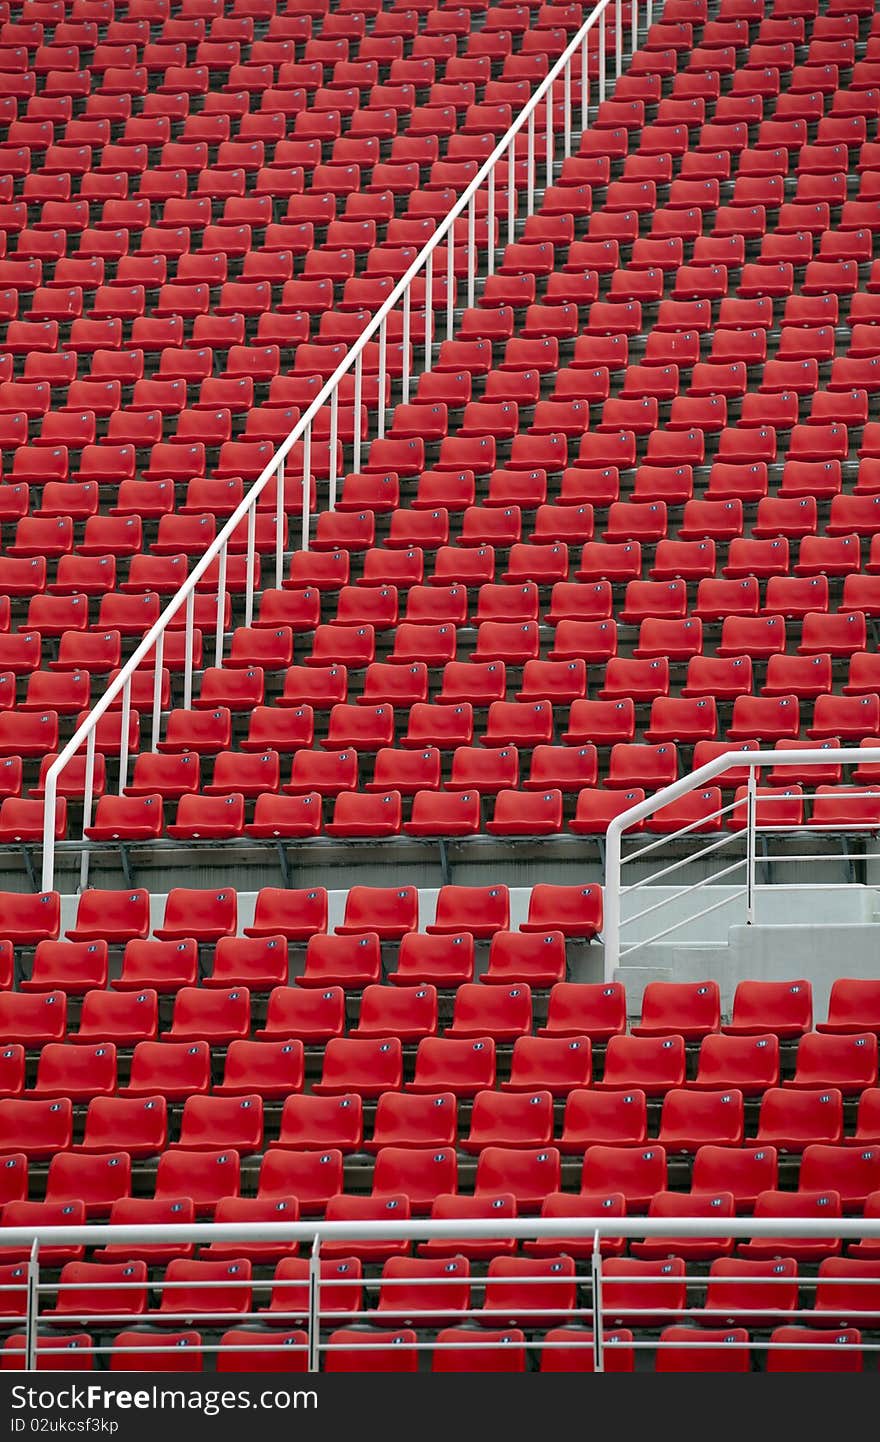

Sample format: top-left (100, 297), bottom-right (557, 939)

top-left (307, 1234), bottom-right (321, 1374)
top-left (215, 541), bottom-right (228, 668)
top-left (25, 1239), bottom-right (39, 1373)
top-left (487, 162), bottom-right (496, 276)
top-left (581, 31), bottom-right (589, 133)
top-left (746, 767), bottom-right (757, 925)
top-left (616, 0), bottom-right (623, 78)
top-left (446, 229), bottom-right (455, 341)
top-left (352, 354), bottom-right (363, 475)
top-left (591, 1234), bottom-right (604, 1373)
top-left (599, 9), bottom-right (606, 105)
top-left (424, 252), bottom-right (433, 372)
top-left (244, 503), bottom-right (256, 629)
top-left (274, 457), bottom-right (285, 592)
top-left (466, 194), bottom-right (476, 312)
top-left (118, 676), bottom-right (131, 796)
top-left (632, 0), bottom-right (639, 55)
top-left (507, 142), bottom-right (516, 245)
top-left (545, 79), bottom-right (554, 192)
top-left (151, 630), bottom-right (164, 752)
top-left (377, 317), bottom-right (387, 440)
top-left (402, 287), bottom-right (412, 403)
top-left (301, 425), bottom-right (312, 554)
top-left (603, 817), bottom-right (622, 982)
top-left (328, 389), bottom-right (339, 511)
top-left (183, 589), bottom-right (195, 712)
top-left (563, 56), bottom-right (572, 159)
top-left (41, 766), bottom-right (57, 893)
top-left (526, 109), bottom-right (535, 216)
top-left (79, 726), bottom-right (96, 892)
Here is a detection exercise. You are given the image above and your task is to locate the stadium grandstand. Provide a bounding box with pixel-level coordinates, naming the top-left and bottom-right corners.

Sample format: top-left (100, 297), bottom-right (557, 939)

top-left (0, 0), bottom-right (878, 1376)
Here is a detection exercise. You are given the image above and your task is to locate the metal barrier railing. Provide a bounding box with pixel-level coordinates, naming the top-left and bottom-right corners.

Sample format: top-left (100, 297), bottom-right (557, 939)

top-left (4, 1214), bottom-right (880, 1372)
top-left (38, 0), bottom-right (638, 895)
top-left (603, 747), bottom-right (880, 981)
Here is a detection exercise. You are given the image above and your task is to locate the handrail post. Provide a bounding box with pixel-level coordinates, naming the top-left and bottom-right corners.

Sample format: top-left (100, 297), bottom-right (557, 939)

top-left (25, 1238), bottom-right (39, 1373)
top-left (151, 630), bottom-right (164, 752)
top-left (591, 1232), bottom-right (604, 1373)
top-left (446, 229), bottom-right (455, 341)
top-left (79, 726), bottom-right (96, 893)
top-left (118, 676), bottom-right (131, 797)
top-left (581, 31), bottom-right (589, 132)
top-left (402, 288), bottom-right (412, 403)
top-left (746, 766), bottom-right (757, 925)
top-left (41, 769), bottom-right (57, 894)
top-left (563, 56), bottom-right (572, 159)
top-left (352, 355), bottom-right (363, 474)
top-left (307, 1233), bottom-right (321, 1374)
top-left (244, 503), bottom-right (256, 629)
top-left (466, 195), bottom-right (476, 312)
top-left (599, 8), bottom-right (606, 105)
top-left (377, 317), bottom-right (387, 440)
top-left (616, 0), bottom-right (623, 79)
top-left (215, 541), bottom-right (228, 668)
top-left (632, 0), bottom-right (639, 55)
top-left (301, 425), bottom-right (312, 554)
top-left (487, 163), bottom-right (496, 276)
top-left (183, 589), bottom-right (195, 712)
top-left (527, 109), bottom-right (535, 217)
top-left (507, 142), bottom-right (516, 246)
top-left (328, 389), bottom-right (339, 510)
top-left (424, 252), bottom-right (433, 371)
top-left (604, 816), bottom-right (622, 982)
top-left (274, 458), bottom-right (285, 592)
top-left (545, 80), bottom-right (554, 192)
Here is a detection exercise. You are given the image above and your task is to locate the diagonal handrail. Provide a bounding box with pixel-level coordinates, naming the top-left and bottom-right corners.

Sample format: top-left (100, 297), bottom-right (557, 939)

top-left (40, 0), bottom-right (635, 892)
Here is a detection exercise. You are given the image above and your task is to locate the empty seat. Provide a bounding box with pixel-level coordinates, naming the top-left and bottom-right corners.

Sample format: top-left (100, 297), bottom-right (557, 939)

top-left (723, 980), bottom-right (813, 1038)
top-left (749, 1089), bottom-right (844, 1152)
top-left (276, 1096), bottom-right (363, 1155)
top-left (600, 1258), bottom-right (686, 1327)
top-left (785, 1033), bottom-right (878, 1095)
top-left (596, 1035), bottom-right (687, 1095)
top-left (765, 1326), bottom-right (862, 1373)
top-left (336, 886), bottom-right (418, 940)
top-left (580, 1146), bottom-right (669, 1212)
top-left (312, 1038), bottom-right (404, 1098)
top-left (691, 1035), bottom-right (780, 1096)
top-left (632, 982), bottom-right (721, 1041)
top-left (427, 885), bottom-right (510, 939)
top-left (819, 981), bottom-right (880, 1036)
top-left (539, 983), bottom-right (627, 1042)
top-left (738, 1191), bottom-right (843, 1263)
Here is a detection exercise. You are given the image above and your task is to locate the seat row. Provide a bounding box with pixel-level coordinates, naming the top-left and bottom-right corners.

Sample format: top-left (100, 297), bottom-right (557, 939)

top-left (2, 1323), bottom-right (873, 1374)
top-left (2, 1075), bottom-right (880, 1159)
top-left (37, 779), bottom-right (880, 844)
top-left (2, 880), bottom-right (604, 943)
top-left (0, 1134), bottom-right (878, 1223)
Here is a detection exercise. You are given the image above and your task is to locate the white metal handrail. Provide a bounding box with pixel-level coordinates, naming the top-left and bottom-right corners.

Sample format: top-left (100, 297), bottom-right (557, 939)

top-left (603, 746), bottom-right (880, 979)
top-left (9, 1216), bottom-right (880, 1372)
top-left (38, 0), bottom-right (637, 895)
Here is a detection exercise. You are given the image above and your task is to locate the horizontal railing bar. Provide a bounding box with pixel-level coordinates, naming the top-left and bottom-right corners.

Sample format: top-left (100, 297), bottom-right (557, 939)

top-left (9, 1220), bottom-right (880, 1244)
